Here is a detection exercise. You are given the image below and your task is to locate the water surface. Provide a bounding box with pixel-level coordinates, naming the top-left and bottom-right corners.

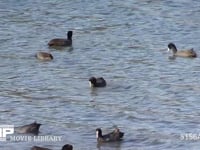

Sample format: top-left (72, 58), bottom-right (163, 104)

top-left (1, 0), bottom-right (200, 150)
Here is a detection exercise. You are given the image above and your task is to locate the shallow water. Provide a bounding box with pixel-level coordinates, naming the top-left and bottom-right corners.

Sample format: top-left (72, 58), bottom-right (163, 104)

top-left (1, 0), bottom-right (200, 150)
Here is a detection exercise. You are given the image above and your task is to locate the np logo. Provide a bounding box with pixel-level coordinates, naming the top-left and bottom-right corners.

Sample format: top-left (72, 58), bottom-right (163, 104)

top-left (0, 125), bottom-right (14, 141)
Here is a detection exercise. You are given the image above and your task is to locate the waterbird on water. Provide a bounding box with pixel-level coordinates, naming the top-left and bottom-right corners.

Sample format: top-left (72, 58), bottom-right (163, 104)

top-left (168, 43), bottom-right (197, 58)
top-left (15, 121), bottom-right (41, 135)
top-left (31, 144), bottom-right (73, 150)
top-left (89, 77), bottom-right (106, 88)
top-left (48, 31), bottom-right (73, 47)
top-left (36, 52), bottom-right (53, 61)
top-left (96, 127), bottom-right (124, 142)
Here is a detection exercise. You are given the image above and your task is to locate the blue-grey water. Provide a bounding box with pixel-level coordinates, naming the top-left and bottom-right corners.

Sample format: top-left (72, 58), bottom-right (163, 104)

top-left (1, 0), bottom-right (200, 149)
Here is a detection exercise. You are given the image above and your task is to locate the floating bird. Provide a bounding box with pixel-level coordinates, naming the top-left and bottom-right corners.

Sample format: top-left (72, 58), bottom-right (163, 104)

top-left (89, 77), bottom-right (106, 87)
top-left (48, 31), bottom-right (73, 47)
top-left (36, 52), bottom-right (53, 61)
top-left (96, 128), bottom-right (124, 142)
top-left (168, 43), bottom-right (197, 58)
top-left (31, 144), bottom-right (73, 150)
top-left (15, 121), bottom-right (41, 135)
top-left (31, 146), bottom-right (50, 150)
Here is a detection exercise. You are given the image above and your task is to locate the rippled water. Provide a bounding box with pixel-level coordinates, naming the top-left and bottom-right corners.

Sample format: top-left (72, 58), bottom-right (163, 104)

top-left (1, 0), bottom-right (200, 149)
